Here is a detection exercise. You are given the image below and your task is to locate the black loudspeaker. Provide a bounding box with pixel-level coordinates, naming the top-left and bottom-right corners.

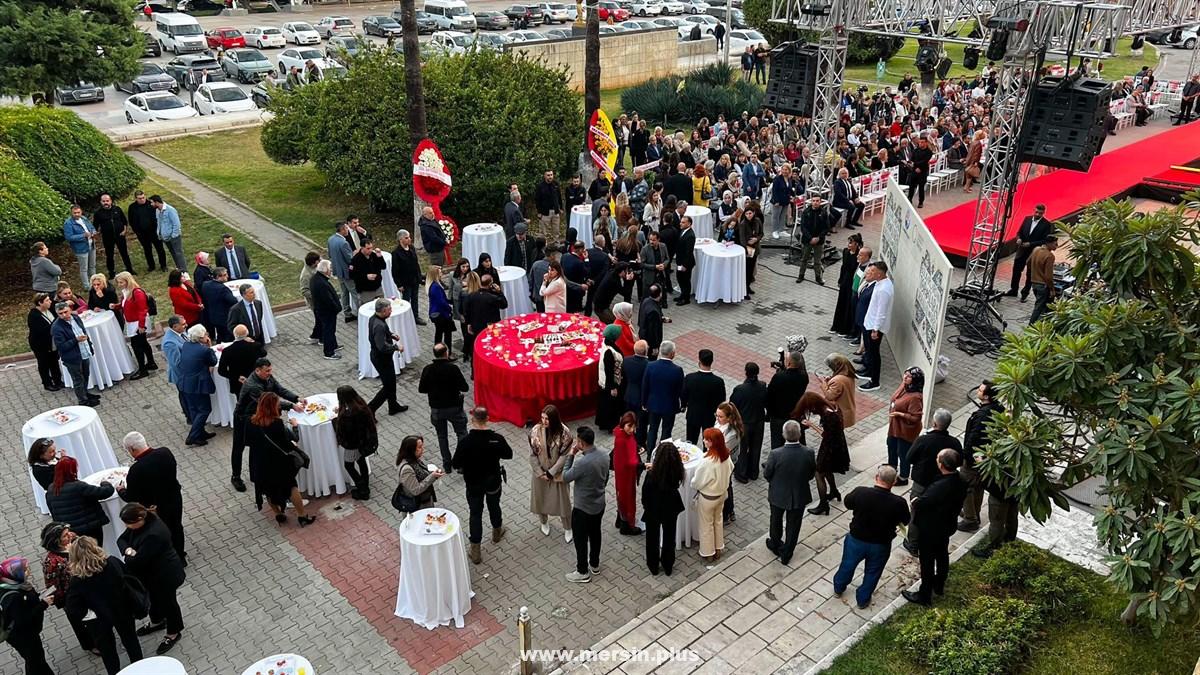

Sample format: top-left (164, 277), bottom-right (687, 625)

top-left (1130, 35), bottom-right (1144, 50)
top-left (936, 57), bottom-right (953, 79)
top-left (963, 46), bottom-right (980, 70)
top-left (915, 44), bottom-right (939, 72)
top-left (987, 29), bottom-right (1009, 60)
top-left (1019, 76), bottom-right (1114, 171)
top-left (764, 42), bottom-right (818, 116)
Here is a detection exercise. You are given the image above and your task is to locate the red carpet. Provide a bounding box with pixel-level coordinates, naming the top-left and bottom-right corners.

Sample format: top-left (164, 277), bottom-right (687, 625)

top-left (925, 122), bottom-right (1200, 262)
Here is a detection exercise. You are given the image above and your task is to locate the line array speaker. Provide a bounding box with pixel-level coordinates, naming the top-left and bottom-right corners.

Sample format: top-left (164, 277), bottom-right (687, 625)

top-left (764, 42), bottom-right (818, 117)
top-left (1019, 76), bottom-right (1114, 171)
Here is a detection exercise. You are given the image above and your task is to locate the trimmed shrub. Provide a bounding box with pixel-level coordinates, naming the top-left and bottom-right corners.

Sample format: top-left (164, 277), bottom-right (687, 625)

top-left (0, 106), bottom-right (143, 202)
top-left (979, 541), bottom-right (1094, 618)
top-left (0, 146), bottom-right (72, 246)
top-left (621, 66), bottom-right (763, 126)
top-left (898, 595), bottom-right (1040, 675)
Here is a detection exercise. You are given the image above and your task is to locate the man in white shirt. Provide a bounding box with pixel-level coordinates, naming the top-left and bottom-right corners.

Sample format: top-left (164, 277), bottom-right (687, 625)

top-left (858, 261), bottom-right (893, 392)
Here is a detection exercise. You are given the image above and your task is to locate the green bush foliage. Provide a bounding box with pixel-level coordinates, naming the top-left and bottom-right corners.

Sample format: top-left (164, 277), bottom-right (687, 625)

top-left (262, 49), bottom-right (577, 221)
top-left (898, 596), bottom-right (1040, 675)
top-left (0, 106), bottom-right (143, 202)
top-left (979, 541), bottom-right (1095, 618)
top-left (0, 146), bottom-right (72, 246)
top-left (620, 65), bottom-right (763, 125)
top-left (741, 0), bottom-right (903, 64)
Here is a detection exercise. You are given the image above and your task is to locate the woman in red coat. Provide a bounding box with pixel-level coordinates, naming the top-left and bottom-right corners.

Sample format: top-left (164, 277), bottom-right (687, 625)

top-left (612, 411), bottom-right (644, 535)
top-left (114, 272), bottom-right (158, 379)
top-left (612, 302), bottom-right (636, 357)
top-left (167, 269), bottom-right (204, 327)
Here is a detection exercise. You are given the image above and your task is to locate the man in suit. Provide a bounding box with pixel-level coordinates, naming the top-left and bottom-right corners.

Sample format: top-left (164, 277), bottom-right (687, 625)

top-left (417, 206), bottom-right (446, 266)
top-left (93, 193), bottom-right (135, 277)
top-left (231, 358), bottom-right (304, 492)
top-left (638, 285), bottom-right (664, 357)
top-left (682, 349), bottom-right (726, 443)
top-left (350, 238), bottom-right (387, 302)
top-left (1174, 73), bottom-right (1200, 125)
top-left (795, 196), bottom-right (831, 284)
top-left (832, 167), bottom-right (864, 229)
top-left (1006, 204), bottom-right (1051, 300)
top-left (310, 260), bottom-right (343, 359)
top-left (641, 340), bottom-right (685, 449)
top-left (833, 464), bottom-right (910, 609)
top-left (503, 191), bottom-right (527, 239)
top-left (528, 244), bottom-right (556, 312)
top-left (391, 229), bottom-right (426, 325)
top-left (610, 166), bottom-right (634, 197)
top-left (200, 268), bottom-right (238, 342)
top-left (217, 324), bottom-right (265, 399)
top-left (161, 315), bottom-right (190, 420)
top-left (763, 420), bottom-right (816, 564)
top-left (176, 325), bottom-right (218, 447)
top-left (561, 242), bottom-right (590, 314)
top-left (367, 297), bottom-right (409, 415)
top-left (52, 301), bottom-right (99, 406)
top-left (664, 162), bottom-right (692, 205)
top-left (214, 233), bottom-right (251, 280)
top-left (504, 223), bottom-right (538, 272)
top-left (908, 136), bottom-right (934, 208)
top-left (674, 215), bottom-right (697, 305)
top-left (119, 431), bottom-right (187, 564)
top-left (327, 221), bottom-right (357, 323)
top-left (903, 449), bottom-right (969, 605)
top-left (858, 262), bottom-right (894, 393)
top-left (639, 231), bottom-right (671, 305)
top-left (63, 204), bottom-right (98, 287)
top-left (731, 362), bottom-right (769, 482)
top-left (343, 214), bottom-right (371, 253)
top-left (622, 340), bottom-right (651, 444)
top-left (903, 409), bottom-right (962, 554)
top-left (226, 283), bottom-right (267, 344)
top-left (767, 351), bottom-right (808, 450)
top-left (585, 235), bottom-right (611, 316)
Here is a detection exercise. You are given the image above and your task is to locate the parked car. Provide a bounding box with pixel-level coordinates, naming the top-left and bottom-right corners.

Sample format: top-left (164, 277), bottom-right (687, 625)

top-left (632, 0), bottom-right (665, 16)
top-left (117, 62), bottom-right (179, 94)
top-left (315, 16), bottom-right (355, 38)
top-left (429, 31), bottom-right (475, 55)
top-left (474, 11), bottom-right (511, 30)
top-left (506, 29), bottom-right (548, 43)
top-left (705, 6), bottom-right (745, 26)
top-left (205, 26), bottom-right (245, 50)
top-left (325, 35), bottom-right (363, 62)
top-left (192, 82), bottom-right (256, 115)
top-left (652, 16), bottom-right (685, 30)
top-left (244, 26), bottom-right (286, 49)
top-left (1144, 24), bottom-right (1196, 46)
top-left (1175, 26), bottom-right (1199, 49)
top-left (598, 2), bottom-right (630, 21)
top-left (621, 19), bottom-right (659, 30)
top-left (599, 24), bottom-right (625, 33)
top-left (221, 47), bottom-right (274, 83)
top-left (503, 5), bottom-right (545, 27)
top-left (282, 21), bottom-right (322, 45)
top-left (165, 54), bottom-right (226, 89)
top-left (659, 0), bottom-right (688, 14)
top-left (140, 31), bottom-right (162, 57)
top-left (277, 47), bottom-right (327, 75)
top-left (678, 14), bottom-right (723, 37)
top-left (544, 28), bottom-right (574, 39)
top-left (727, 28), bottom-right (765, 51)
top-left (472, 33), bottom-right (511, 50)
top-left (413, 11), bottom-right (440, 33)
top-left (54, 82), bottom-right (105, 105)
top-left (538, 3), bottom-right (573, 23)
top-left (250, 80), bottom-right (275, 108)
top-left (363, 15), bottom-right (403, 38)
top-left (682, 0), bottom-right (711, 12)
top-left (124, 92), bottom-right (198, 123)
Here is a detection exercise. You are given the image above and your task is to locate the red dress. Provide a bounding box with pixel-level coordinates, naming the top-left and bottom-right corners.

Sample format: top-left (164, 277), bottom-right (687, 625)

top-left (615, 318), bottom-right (635, 357)
top-left (169, 284), bottom-right (204, 326)
top-left (612, 426), bottom-right (641, 524)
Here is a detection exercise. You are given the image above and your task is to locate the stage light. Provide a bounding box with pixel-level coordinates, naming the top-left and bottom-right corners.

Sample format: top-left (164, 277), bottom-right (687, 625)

top-left (986, 29), bottom-right (1009, 61)
top-left (936, 57), bottom-right (953, 79)
top-left (985, 17), bottom-right (1029, 31)
top-left (800, 1), bottom-right (831, 16)
top-left (963, 46), bottom-right (980, 70)
top-left (915, 44), bottom-right (939, 72)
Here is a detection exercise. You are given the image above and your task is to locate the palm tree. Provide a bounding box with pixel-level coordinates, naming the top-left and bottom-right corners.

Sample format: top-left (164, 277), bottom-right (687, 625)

top-left (396, 0), bottom-right (428, 222)
top-left (584, 2), bottom-right (600, 128)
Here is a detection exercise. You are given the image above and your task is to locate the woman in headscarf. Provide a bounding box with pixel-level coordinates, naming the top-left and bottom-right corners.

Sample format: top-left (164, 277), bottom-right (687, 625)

top-left (612, 411), bottom-right (643, 535)
top-left (596, 324), bottom-right (625, 430)
top-left (792, 391), bottom-right (849, 516)
top-left (116, 503), bottom-right (186, 655)
top-left (474, 252), bottom-right (496, 282)
top-left (1, 556), bottom-right (55, 674)
top-left (528, 405), bottom-right (575, 542)
top-left (65, 537), bottom-right (143, 675)
top-left (887, 366), bottom-right (925, 486)
top-left (612, 302), bottom-right (636, 356)
top-left (40, 522), bottom-right (97, 657)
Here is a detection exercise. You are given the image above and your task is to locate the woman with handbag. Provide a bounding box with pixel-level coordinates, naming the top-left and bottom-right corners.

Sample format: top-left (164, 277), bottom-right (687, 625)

top-left (116, 504), bottom-right (185, 656)
top-left (332, 386), bottom-right (378, 500)
top-left (245, 392), bottom-right (316, 527)
top-left (64, 536), bottom-right (144, 675)
top-left (1, 555), bottom-right (56, 675)
top-left (394, 435), bottom-right (443, 512)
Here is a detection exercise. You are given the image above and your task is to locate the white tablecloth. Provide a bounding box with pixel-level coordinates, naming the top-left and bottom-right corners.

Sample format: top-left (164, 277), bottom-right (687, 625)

top-left (208, 342), bottom-right (236, 427)
top-left (119, 656), bottom-right (188, 675)
top-left (570, 204), bottom-right (594, 248)
top-left (84, 466), bottom-right (129, 560)
top-left (240, 654), bottom-right (314, 675)
top-left (395, 508), bottom-right (474, 629)
top-left (224, 278), bottom-right (278, 343)
top-left (462, 223), bottom-right (507, 269)
top-left (693, 240), bottom-right (747, 304)
top-left (22, 406), bottom-right (119, 514)
top-left (287, 392), bottom-right (370, 498)
top-left (60, 310), bottom-right (135, 390)
top-left (379, 250), bottom-right (400, 299)
top-left (497, 265), bottom-right (533, 318)
top-left (686, 205), bottom-right (714, 241)
top-left (356, 299), bottom-right (420, 379)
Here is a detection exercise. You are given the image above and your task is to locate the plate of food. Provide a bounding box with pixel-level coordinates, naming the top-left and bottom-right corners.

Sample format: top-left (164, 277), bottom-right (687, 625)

top-left (303, 402), bottom-right (327, 415)
top-left (696, 238), bottom-right (715, 246)
top-left (419, 510), bottom-right (451, 535)
top-left (51, 410), bottom-right (75, 426)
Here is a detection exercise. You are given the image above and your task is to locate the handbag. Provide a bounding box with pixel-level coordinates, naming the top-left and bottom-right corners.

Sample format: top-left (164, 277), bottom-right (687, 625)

top-left (123, 576), bottom-right (151, 620)
top-left (391, 485), bottom-right (420, 513)
top-left (265, 427), bottom-right (309, 471)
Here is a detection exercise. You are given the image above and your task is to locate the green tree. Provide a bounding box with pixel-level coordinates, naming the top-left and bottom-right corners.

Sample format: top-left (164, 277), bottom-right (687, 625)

top-left (0, 1), bottom-right (143, 102)
top-left (0, 146), bottom-right (72, 247)
top-left (980, 194), bottom-right (1200, 634)
top-left (740, 0), bottom-right (902, 65)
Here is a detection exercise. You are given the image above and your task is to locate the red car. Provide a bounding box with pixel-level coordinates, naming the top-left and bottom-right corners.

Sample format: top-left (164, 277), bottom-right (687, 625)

top-left (205, 27), bottom-right (246, 50)
top-left (598, 1), bottom-right (630, 21)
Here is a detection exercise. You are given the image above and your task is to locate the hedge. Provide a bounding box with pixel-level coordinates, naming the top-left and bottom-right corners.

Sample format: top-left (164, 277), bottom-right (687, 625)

top-left (620, 63), bottom-right (764, 126)
top-left (898, 595), bottom-right (1041, 675)
top-left (0, 146), bottom-right (72, 246)
top-left (0, 106), bottom-right (144, 203)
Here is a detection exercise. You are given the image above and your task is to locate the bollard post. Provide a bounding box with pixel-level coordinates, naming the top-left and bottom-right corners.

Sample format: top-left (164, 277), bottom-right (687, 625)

top-left (518, 605), bottom-right (534, 675)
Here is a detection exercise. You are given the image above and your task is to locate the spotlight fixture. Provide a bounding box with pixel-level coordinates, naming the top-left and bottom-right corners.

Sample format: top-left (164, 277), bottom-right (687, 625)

top-left (986, 28), bottom-right (1009, 61)
top-left (800, 1), bottom-right (831, 16)
top-left (963, 46), bottom-right (980, 70)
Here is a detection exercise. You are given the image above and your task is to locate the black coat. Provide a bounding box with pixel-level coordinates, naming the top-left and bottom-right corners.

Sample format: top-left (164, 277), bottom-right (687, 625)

top-left (504, 236), bottom-right (537, 270)
top-left (65, 556), bottom-right (136, 627)
top-left (351, 250), bottom-right (387, 293)
top-left (117, 514), bottom-right (185, 592)
top-left (664, 173), bottom-right (692, 206)
top-left (637, 297), bottom-right (663, 351)
top-left (47, 480), bottom-right (115, 535)
top-left (333, 407), bottom-right (378, 452)
top-left (907, 430), bottom-right (964, 487)
top-left (682, 371), bottom-right (726, 429)
top-left (119, 447), bottom-right (182, 519)
top-left (92, 205), bottom-right (128, 242)
top-left (963, 401), bottom-right (1004, 467)
top-left (767, 366), bottom-right (808, 420)
top-left (234, 373), bottom-right (299, 421)
top-left (730, 378), bottom-right (768, 428)
top-left (912, 471), bottom-right (969, 540)
top-left (640, 473), bottom-right (685, 522)
top-left (31, 462), bottom-right (55, 490)
top-left (676, 228), bottom-right (697, 271)
top-left (451, 428), bottom-right (513, 492)
top-left (390, 245), bottom-right (422, 289)
top-left (831, 249), bottom-right (859, 334)
top-left (463, 287), bottom-right (508, 333)
top-left (309, 272), bottom-right (342, 316)
top-left (88, 286), bottom-right (119, 313)
top-left (26, 307), bottom-right (55, 354)
top-left (245, 419), bottom-right (300, 504)
top-left (217, 338), bottom-right (265, 397)
top-left (0, 586), bottom-right (46, 645)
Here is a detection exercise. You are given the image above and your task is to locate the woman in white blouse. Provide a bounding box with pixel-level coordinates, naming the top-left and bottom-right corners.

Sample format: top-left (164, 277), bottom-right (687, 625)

top-left (539, 260), bottom-right (568, 314)
top-left (642, 188), bottom-right (663, 232)
top-left (715, 402), bottom-right (744, 524)
top-left (690, 427), bottom-right (734, 561)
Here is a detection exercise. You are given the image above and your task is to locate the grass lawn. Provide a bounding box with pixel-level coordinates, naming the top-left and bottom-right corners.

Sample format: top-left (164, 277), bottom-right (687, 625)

top-left (825, 546), bottom-right (1200, 675)
top-left (0, 173), bottom-right (302, 358)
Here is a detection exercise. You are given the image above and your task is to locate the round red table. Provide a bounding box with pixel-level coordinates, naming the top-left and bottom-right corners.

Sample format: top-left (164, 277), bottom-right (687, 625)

top-left (472, 312), bottom-right (605, 426)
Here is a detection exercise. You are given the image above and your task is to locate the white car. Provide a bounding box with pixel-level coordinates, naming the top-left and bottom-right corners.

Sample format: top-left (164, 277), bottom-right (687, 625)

top-left (1177, 27), bottom-right (1198, 49)
top-left (430, 31), bottom-right (475, 55)
top-left (682, 0), bottom-right (711, 12)
top-left (659, 0), bottom-right (688, 14)
top-left (631, 0), bottom-right (665, 15)
top-left (282, 21), bottom-right (322, 45)
top-left (124, 92), bottom-right (198, 123)
top-left (244, 26), bottom-right (286, 49)
top-left (621, 19), bottom-right (659, 29)
top-left (678, 14), bottom-right (723, 37)
top-left (315, 16), bottom-right (355, 38)
top-left (652, 16), bottom-right (685, 27)
top-left (506, 29), bottom-right (547, 42)
top-left (277, 47), bottom-right (327, 75)
top-left (193, 82), bottom-right (256, 115)
top-left (537, 2), bottom-right (573, 23)
top-left (727, 28), bottom-right (766, 51)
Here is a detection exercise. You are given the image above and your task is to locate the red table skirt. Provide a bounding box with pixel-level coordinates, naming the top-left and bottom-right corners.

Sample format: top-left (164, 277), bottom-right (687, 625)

top-left (473, 357), bottom-right (599, 426)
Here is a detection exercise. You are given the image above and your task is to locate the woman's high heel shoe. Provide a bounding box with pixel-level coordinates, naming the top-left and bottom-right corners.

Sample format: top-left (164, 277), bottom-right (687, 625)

top-left (807, 500), bottom-right (830, 516)
top-left (275, 514), bottom-right (287, 525)
top-left (829, 487), bottom-right (842, 502)
top-left (298, 515), bottom-right (317, 527)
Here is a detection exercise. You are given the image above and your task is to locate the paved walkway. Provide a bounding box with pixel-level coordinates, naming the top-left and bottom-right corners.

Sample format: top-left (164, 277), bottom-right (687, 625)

top-left (128, 149), bottom-right (317, 261)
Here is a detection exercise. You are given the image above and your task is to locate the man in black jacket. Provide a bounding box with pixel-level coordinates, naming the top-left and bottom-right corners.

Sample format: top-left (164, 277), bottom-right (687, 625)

top-left (674, 215), bottom-right (697, 305)
top-left (767, 351), bottom-right (808, 450)
top-left (903, 408), bottom-right (962, 554)
top-left (417, 206), bottom-right (446, 266)
top-left (119, 431), bottom-right (186, 563)
top-left (230, 358), bottom-right (303, 492)
top-left (309, 260), bottom-right (343, 359)
top-left (391, 229), bottom-right (426, 325)
top-left (593, 263), bottom-right (635, 324)
top-left (764, 420), bottom-right (816, 564)
top-left (1005, 204), bottom-right (1051, 300)
top-left (128, 190), bottom-right (166, 272)
top-left (561, 243), bottom-right (591, 314)
top-left (350, 239), bottom-right (388, 302)
top-left (907, 136), bottom-right (934, 208)
top-left (731, 362), bottom-right (769, 482)
top-left (534, 170), bottom-right (563, 230)
top-left (419, 342), bottom-right (469, 469)
top-left (366, 298), bottom-right (408, 416)
top-left (462, 278), bottom-right (508, 368)
top-left (504, 223), bottom-right (538, 272)
top-left (832, 464), bottom-right (910, 608)
top-left (200, 268), bottom-right (238, 343)
top-left (795, 197), bottom-right (831, 284)
top-left (452, 406), bottom-right (514, 564)
top-left (564, 174), bottom-right (587, 210)
top-left (664, 163), bottom-right (692, 212)
top-left (93, 193), bottom-right (135, 277)
top-left (637, 286), bottom-right (664, 356)
top-left (622, 340), bottom-right (650, 443)
top-left (959, 381), bottom-right (1004, 532)
top-left (585, 236), bottom-right (611, 315)
top-left (902, 449), bottom-right (968, 606)
top-left (682, 349), bottom-right (726, 444)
